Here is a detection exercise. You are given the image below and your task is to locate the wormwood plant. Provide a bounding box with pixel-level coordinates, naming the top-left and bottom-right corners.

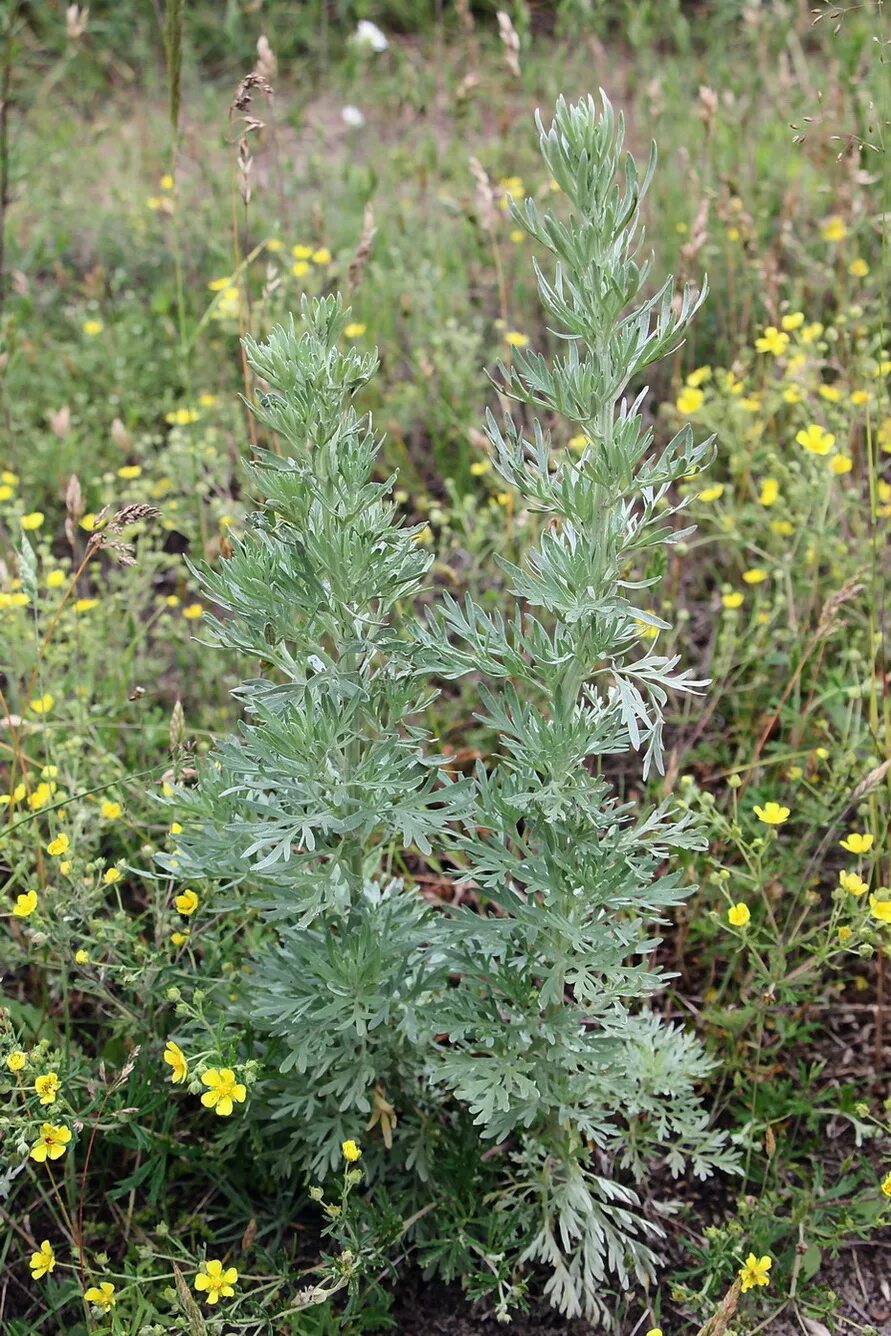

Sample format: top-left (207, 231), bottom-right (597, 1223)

top-left (166, 94), bottom-right (735, 1324)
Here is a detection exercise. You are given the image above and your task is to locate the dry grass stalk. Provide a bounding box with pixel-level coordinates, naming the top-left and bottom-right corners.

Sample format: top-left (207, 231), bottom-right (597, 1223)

top-left (348, 203), bottom-right (377, 291)
top-left (496, 10), bottom-right (521, 78)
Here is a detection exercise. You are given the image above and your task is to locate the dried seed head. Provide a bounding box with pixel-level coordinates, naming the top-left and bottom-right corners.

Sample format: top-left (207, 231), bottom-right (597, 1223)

top-left (66, 5), bottom-right (89, 40)
top-left (496, 10), bottom-right (521, 79)
top-left (108, 504), bottom-right (161, 532)
top-left (348, 204), bottom-right (377, 291)
top-left (469, 156), bottom-right (496, 235)
top-left (255, 34), bottom-right (277, 82)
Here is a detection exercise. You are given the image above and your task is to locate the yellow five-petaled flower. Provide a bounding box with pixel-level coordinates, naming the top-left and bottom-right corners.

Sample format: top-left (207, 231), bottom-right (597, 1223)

top-left (342, 1138), bottom-right (362, 1162)
top-left (163, 1040), bottom-right (188, 1084)
top-left (840, 831), bottom-right (873, 855)
top-left (29, 1240), bottom-right (56, 1280)
top-left (34, 1072), bottom-right (61, 1106)
top-left (30, 1122), bottom-right (72, 1163)
top-left (869, 895), bottom-right (891, 926)
top-left (194, 1258), bottom-right (238, 1304)
top-left (13, 890), bottom-right (39, 918)
top-left (753, 802), bottom-right (790, 826)
top-left (727, 903), bottom-right (750, 928)
top-left (200, 1068), bottom-right (247, 1116)
top-left (175, 888), bottom-right (199, 916)
top-left (739, 1252), bottom-right (772, 1292)
top-left (84, 1281), bottom-right (116, 1311)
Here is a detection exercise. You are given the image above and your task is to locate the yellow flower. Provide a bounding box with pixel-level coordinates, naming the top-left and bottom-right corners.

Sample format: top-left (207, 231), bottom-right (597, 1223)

top-left (882, 1171), bottom-right (891, 1198)
top-left (801, 321), bottom-right (823, 344)
top-left (75, 949), bottom-right (90, 965)
top-left (47, 833), bottom-right (70, 856)
top-left (504, 330), bottom-right (529, 348)
top-left (292, 260), bottom-right (310, 277)
top-left (29, 1240), bottom-right (56, 1280)
top-left (30, 1122), bottom-right (71, 1163)
top-left (201, 1068), bottom-right (247, 1116)
top-left (170, 821), bottom-right (183, 835)
top-left (509, 228), bottom-right (524, 243)
top-left (847, 257), bottom-right (869, 277)
top-left (198, 392), bottom-right (218, 407)
top-left (829, 454), bottom-right (852, 475)
top-left (837, 925), bottom-right (853, 943)
top-left (770, 519), bottom-right (794, 537)
top-left (676, 386), bottom-right (704, 414)
top-left (20, 511), bottom-right (45, 530)
top-left (739, 1253), bottom-right (772, 1292)
top-left (755, 326), bottom-right (789, 356)
top-left (74, 598), bottom-right (98, 612)
top-left (645, 1330), bottom-right (663, 1336)
top-left (29, 782), bottom-right (53, 810)
top-left (100, 800), bottom-right (122, 820)
top-left (850, 389), bottom-right (869, 406)
top-left (291, 244), bottom-right (313, 259)
top-left (6, 1050), bottom-right (27, 1072)
top-left (757, 478), bottom-right (779, 507)
top-left (82, 319), bottom-right (104, 336)
top-left (819, 384), bottom-right (842, 402)
top-left (182, 603), bottom-right (204, 619)
top-left (208, 276), bottom-right (232, 291)
top-left (83, 1281), bottom-right (116, 1312)
top-left (165, 407), bottom-right (200, 426)
top-left (686, 365), bottom-right (711, 387)
top-left (344, 322), bottom-right (366, 338)
top-left (80, 513), bottom-right (98, 531)
top-left (47, 569), bottom-right (67, 588)
top-left (781, 311), bottom-right (804, 331)
top-left (840, 871), bottom-right (868, 897)
top-left (470, 460), bottom-right (490, 476)
top-left (342, 1138), bottom-right (362, 1162)
top-left (782, 386), bottom-right (803, 404)
top-left (742, 568), bottom-right (767, 585)
top-left (796, 424), bottom-right (835, 455)
top-left (312, 247), bottom-right (332, 265)
top-left (0, 484), bottom-right (12, 501)
top-left (13, 889), bottom-right (38, 917)
top-left (29, 693), bottom-right (55, 714)
top-left (722, 591), bottom-right (744, 610)
top-left (103, 867), bottom-right (122, 885)
top-left (840, 832), bottom-right (873, 854)
top-left (164, 1040), bottom-right (188, 1084)
top-left (869, 895), bottom-right (891, 925)
top-left (264, 238), bottom-right (284, 253)
top-left (34, 1072), bottom-right (61, 1106)
top-left (727, 903), bottom-right (750, 928)
top-left (194, 1258), bottom-right (238, 1305)
top-left (698, 484), bottom-right (724, 502)
top-left (117, 464), bottom-right (142, 479)
top-left (170, 930), bottom-right (189, 947)
top-left (175, 889), bottom-right (199, 915)
top-left (821, 216), bottom-right (847, 242)
top-left (753, 801), bottom-right (790, 825)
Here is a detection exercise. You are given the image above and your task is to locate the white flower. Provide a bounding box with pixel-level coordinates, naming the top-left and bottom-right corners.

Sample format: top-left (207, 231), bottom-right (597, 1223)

top-left (352, 20), bottom-right (388, 53)
top-left (341, 105), bottom-right (366, 128)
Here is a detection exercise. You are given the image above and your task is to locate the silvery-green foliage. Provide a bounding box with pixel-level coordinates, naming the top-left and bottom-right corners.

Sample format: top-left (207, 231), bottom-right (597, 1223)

top-left (160, 297), bottom-right (464, 1175)
top-left (415, 91), bottom-right (735, 1321)
top-left (164, 93), bottom-right (734, 1324)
